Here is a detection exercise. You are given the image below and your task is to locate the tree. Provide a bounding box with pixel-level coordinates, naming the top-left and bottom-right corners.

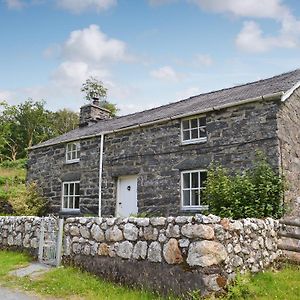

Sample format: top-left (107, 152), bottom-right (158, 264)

top-left (81, 76), bottom-right (119, 117)
top-left (51, 109), bottom-right (79, 135)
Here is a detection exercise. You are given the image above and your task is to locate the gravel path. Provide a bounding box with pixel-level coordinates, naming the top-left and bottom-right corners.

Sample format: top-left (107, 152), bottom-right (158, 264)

top-left (0, 287), bottom-right (40, 300)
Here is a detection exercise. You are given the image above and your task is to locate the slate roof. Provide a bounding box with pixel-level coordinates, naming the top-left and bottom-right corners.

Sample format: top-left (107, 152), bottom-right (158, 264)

top-left (31, 69), bottom-right (300, 149)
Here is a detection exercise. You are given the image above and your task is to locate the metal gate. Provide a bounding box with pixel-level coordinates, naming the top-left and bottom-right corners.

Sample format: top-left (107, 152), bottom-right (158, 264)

top-left (38, 216), bottom-right (64, 266)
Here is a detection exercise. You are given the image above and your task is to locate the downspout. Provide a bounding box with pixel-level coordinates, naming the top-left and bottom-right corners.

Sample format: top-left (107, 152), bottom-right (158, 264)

top-left (98, 133), bottom-right (104, 217)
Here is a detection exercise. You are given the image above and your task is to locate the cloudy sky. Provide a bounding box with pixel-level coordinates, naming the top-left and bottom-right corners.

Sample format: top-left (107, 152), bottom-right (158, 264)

top-left (1, 0), bottom-right (300, 115)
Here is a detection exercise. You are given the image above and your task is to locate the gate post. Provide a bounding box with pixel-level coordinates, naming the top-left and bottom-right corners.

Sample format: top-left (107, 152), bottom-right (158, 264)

top-left (38, 218), bottom-right (45, 262)
top-left (55, 218), bottom-right (64, 267)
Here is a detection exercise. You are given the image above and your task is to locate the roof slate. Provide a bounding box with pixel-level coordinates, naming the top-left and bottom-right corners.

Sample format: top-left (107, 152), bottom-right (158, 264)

top-left (31, 69), bottom-right (300, 149)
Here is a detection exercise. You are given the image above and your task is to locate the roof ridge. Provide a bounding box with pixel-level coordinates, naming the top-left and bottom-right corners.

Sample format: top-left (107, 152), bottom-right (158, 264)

top-left (95, 68), bottom-right (300, 125)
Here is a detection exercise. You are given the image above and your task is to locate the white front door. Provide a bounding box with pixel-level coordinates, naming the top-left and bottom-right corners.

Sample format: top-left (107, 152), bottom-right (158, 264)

top-left (116, 175), bottom-right (138, 217)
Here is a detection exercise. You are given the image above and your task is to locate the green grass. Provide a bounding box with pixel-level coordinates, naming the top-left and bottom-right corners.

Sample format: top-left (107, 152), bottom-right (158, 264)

top-left (0, 250), bottom-right (165, 300)
top-left (224, 264), bottom-right (300, 300)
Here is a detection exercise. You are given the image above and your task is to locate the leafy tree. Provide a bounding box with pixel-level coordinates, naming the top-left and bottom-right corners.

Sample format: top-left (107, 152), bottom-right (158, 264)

top-left (51, 109), bottom-right (79, 135)
top-left (81, 76), bottom-right (119, 117)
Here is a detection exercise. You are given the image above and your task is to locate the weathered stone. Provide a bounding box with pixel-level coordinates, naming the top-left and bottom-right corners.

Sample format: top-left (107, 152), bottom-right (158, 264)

top-left (234, 244), bottom-right (242, 254)
top-left (132, 241), bottom-right (148, 260)
top-left (91, 224), bottom-right (104, 242)
top-left (135, 218), bottom-right (150, 227)
top-left (80, 226), bottom-right (90, 239)
top-left (98, 243), bottom-right (109, 256)
top-left (187, 241), bottom-right (227, 267)
top-left (158, 233), bottom-right (167, 243)
top-left (148, 241), bottom-right (162, 262)
top-left (106, 218), bottom-right (116, 226)
top-left (163, 238), bottom-right (183, 264)
top-left (178, 238), bottom-right (190, 248)
top-left (203, 274), bottom-right (227, 292)
top-left (105, 226), bottom-right (123, 242)
top-left (166, 224), bottom-right (180, 238)
top-left (143, 226), bottom-right (158, 240)
top-left (69, 226), bottom-right (80, 236)
top-left (150, 217), bottom-right (166, 226)
top-left (181, 224), bottom-right (214, 239)
top-left (175, 216), bottom-right (187, 224)
top-left (123, 223), bottom-right (139, 241)
top-left (116, 241), bottom-right (133, 259)
top-left (232, 256), bottom-right (243, 267)
top-left (83, 244), bottom-right (91, 256)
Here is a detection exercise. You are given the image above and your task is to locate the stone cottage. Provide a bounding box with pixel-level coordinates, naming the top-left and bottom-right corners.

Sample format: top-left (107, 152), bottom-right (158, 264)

top-left (28, 69), bottom-right (300, 217)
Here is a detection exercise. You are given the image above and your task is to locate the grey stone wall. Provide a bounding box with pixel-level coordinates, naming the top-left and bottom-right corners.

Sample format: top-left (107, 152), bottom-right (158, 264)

top-left (102, 100), bottom-right (280, 216)
top-left (63, 215), bottom-right (280, 296)
top-left (28, 100), bottom-right (280, 216)
top-left (27, 136), bottom-right (102, 215)
top-left (0, 216), bottom-right (57, 254)
top-left (277, 87), bottom-right (300, 216)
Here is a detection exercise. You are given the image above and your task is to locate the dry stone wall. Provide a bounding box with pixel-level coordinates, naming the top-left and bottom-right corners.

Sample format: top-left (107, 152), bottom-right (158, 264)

top-left (64, 214), bottom-right (281, 296)
top-left (0, 216), bottom-right (57, 254)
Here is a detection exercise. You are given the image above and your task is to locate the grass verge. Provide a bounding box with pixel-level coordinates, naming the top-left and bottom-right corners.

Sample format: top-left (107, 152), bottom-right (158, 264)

top-left (0, 250), bottom-right (165, 300)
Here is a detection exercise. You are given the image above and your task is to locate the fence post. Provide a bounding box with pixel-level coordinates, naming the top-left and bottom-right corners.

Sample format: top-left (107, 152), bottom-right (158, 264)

top-left (38, 218), bottom-right (45, 262)
top-left (55, 218), bottom-right (64, 267)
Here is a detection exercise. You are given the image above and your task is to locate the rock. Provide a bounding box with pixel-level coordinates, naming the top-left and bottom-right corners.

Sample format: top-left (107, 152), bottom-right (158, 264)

top-left (251, 241), bottom-right (260, 250)
top-left (175, 216), bottom-right (187, 224)
top-left (132, 241), bottom-right (148, 260)
top-left (232, 255), bottom-right (243, 267)
top-left (166, 224), bottom-right (180, 238)
top-left (179, 239), bottom-right (190, 248)
top-left (202, 214), bottom-right (221, 224)
top-left (187, 241), bottom-right (227, 267)
top-left (163, 238), bottom-right (183, 264)
top-left (150, 217), bottom-right (166, 226)
top-left (135, 218), bottom-right (150, 227)
top-left (148, 241), bottom-right (162, 262)
top-left (79, 218), bottom-right (87, 224)
top-left (105, 226), bottom-right (123, 242)
top-left (72, 243), bottom-right (81, 254)
top-left (123, 223), bottom-right (139, 241)
top-left (234, 244), bottom-right (242, 254)
top-left (91, 224), bottom-right (104, 242)
top-left (265, 238), bottom-right (273, 250)
top-left (220, 218), bottom-right (230, 230)
top-left (30, 238), bottom-right (38, 248)
top-left (69, 226), bottom-right (80, 236)
top-left (203, 274), bottom-right (227, 292)
top-left (98, 243), bottom-right (109, 256)
top-left (106, 218), bottom-right (116, 226)
top-left (181, 224), bottom-right (214, 239)
top-left (83, 244), bottom-right (91, 255)
top-left (158, 233), bottom-right (167, 243)
top-left (116, 241), bottom-right (133, 259)
top-left (90, 243), bottom-right (99, 256)
top-left (143, 226), bottom-right (158, 240)
top-left (80, 226), bottom-right (90, 239)
top-left (228, 221), bottom-right (243, 232)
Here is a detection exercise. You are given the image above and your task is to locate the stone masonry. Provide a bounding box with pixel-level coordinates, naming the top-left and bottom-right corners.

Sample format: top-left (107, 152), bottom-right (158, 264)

top-left (27, 100), bottom-right (282, 216)
top-left (0, 215), bottom-right (280, 297)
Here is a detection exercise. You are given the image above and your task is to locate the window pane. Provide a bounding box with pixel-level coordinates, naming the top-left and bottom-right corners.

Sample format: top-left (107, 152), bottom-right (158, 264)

top-left (69, 196), bottom-right (74, 209)
top-left (191, 172), bottom-right (199, 188)
top-left (72, 144), bottom-right (77, 151)
top-left (64, 184), bottom-right (68, 196)
top-left (70, 183), bottom-right (74, 195)
top-left (182, 120), bottom-right (189, 130)
top-left (67, 144), bottom-right (72, 151)
top-left (191, 129), bottom-right (198, 139)
top-left (183, 190), bottom-right (190, 206)
top-left (199, 127), bottom-right (207, 138)
top-left (183, 173), bottom-right (190, 188)
top-left (67, 153), bottom-right (71, 161)
top-left (63, 197), bottom-right (68, 209)
top-left (76, 149), bottom-right (80, 159)
top-left (191, 190), bottom-right (199, 206)
top-left (183, 130), bottom-right (190, 141)
top-left (75, 183), bottom-right (80, 195)
top-left (200, 172), bottom-right (207, 186)
top-left (191, 118), bottom-right (198, 128)
top-left (199, 117), bottom-right (206, 126)
top-left (75, 197), bottom-right (80, 209)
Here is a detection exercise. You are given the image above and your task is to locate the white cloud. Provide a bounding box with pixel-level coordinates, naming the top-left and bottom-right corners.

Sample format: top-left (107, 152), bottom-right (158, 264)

top-left (5, 0), bottom-right (25, 9)
top-left (190, 0), bottom-right (300, 53)
top-left (195, 54), bottom-right (213, 66)
top-left (57, 0), bottom-right (116, 13)
top-left (62, 24), bottom-right (129, 64)
top-left (0, 90), bottom-right (13, 101)
top-left (150, 66), bottom-right (182, 81)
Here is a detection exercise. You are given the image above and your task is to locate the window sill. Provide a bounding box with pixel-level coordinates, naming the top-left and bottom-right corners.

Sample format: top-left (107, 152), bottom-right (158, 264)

top-left (181, 138), bottom-right (207, 146)
top-left (181, 205), bottom-right (209, 211)
top-left (65, 159), bottom-right (80, 165)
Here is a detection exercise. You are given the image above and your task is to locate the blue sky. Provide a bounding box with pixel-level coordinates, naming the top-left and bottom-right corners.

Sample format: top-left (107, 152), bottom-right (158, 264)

top-left (1, 0), bottom-right (300, 115)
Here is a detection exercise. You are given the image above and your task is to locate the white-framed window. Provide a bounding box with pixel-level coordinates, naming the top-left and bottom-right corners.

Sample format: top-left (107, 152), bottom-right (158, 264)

top-left (181, 116), bottom-right (207, 144)
top-left (62, 181), bottom-right (80, 210)
top-left (181, 170), bottom-right (208, 210)
top-left (66, 142), bottom-right (80, 163)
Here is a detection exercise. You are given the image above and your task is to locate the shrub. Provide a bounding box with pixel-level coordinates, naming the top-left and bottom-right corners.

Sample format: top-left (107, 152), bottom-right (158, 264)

top-left (203, 152), bottom-right (285, 219)
top-left (0, 159), bottom-right (27, 169)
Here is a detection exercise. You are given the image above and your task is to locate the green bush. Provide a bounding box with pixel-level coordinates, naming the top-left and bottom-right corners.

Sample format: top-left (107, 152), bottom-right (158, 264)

top-left (203, 152), bottom-right (285, 219)
top-left (0, 159), bottom-right (27, 169)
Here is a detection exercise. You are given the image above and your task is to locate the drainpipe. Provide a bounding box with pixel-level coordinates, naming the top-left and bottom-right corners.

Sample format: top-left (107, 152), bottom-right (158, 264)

top-left (98, 133), bottom-right (104, 217)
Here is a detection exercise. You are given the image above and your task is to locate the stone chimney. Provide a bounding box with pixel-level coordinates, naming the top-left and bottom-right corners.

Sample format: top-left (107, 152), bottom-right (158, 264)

top-left (79, 98), bottom-right (111, 127)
